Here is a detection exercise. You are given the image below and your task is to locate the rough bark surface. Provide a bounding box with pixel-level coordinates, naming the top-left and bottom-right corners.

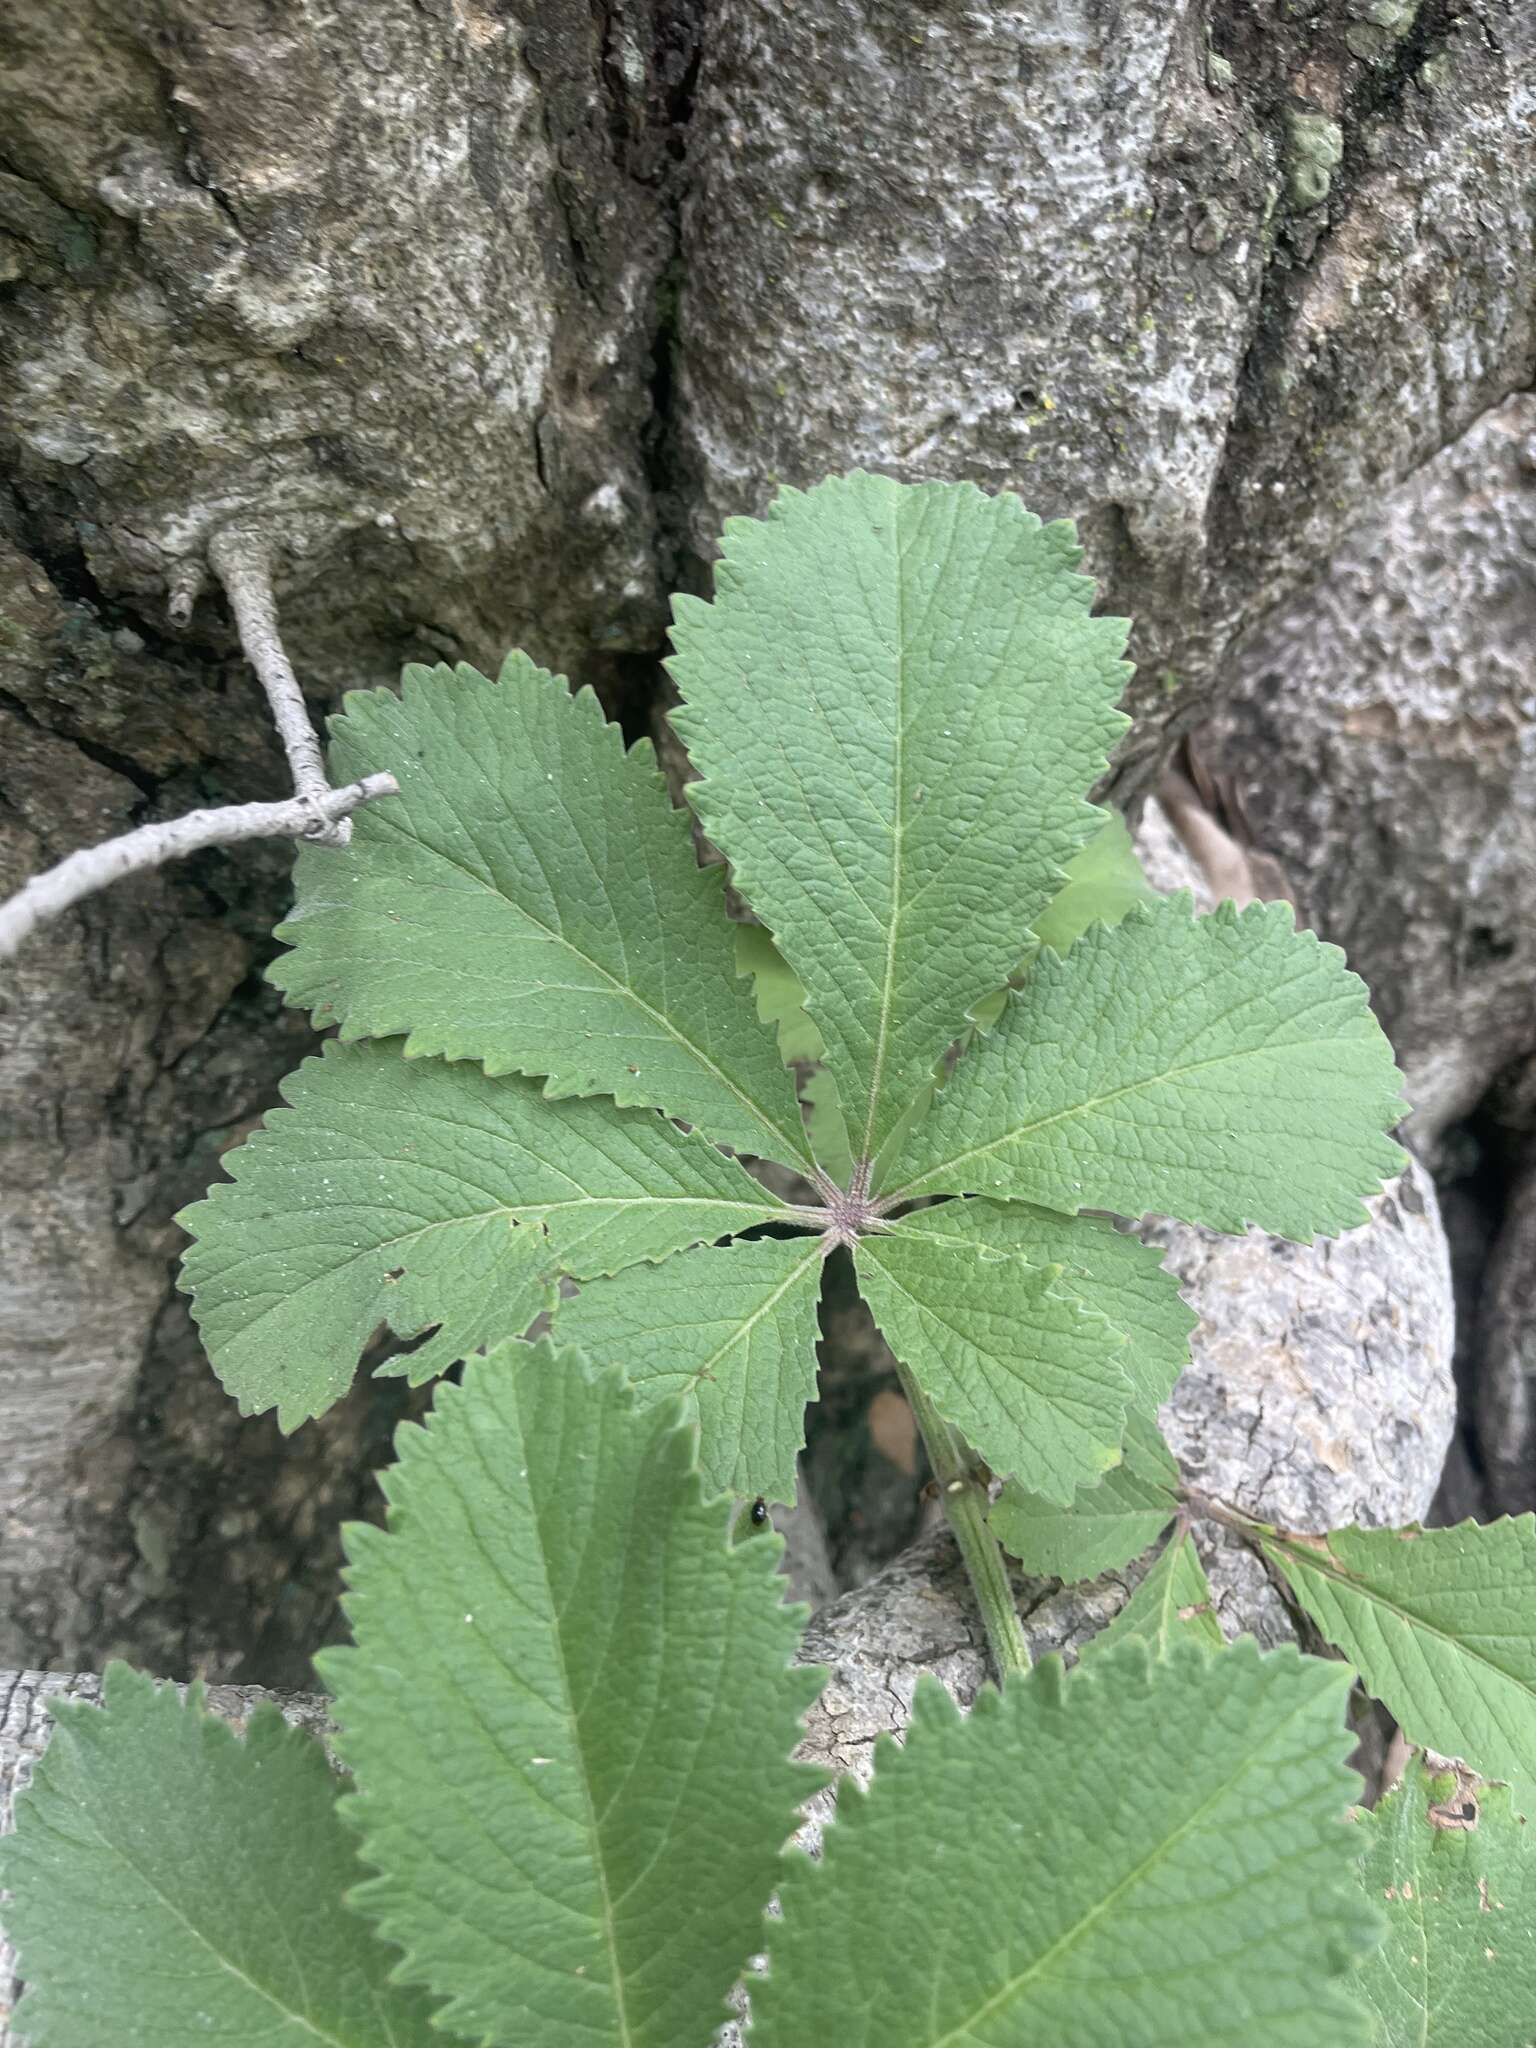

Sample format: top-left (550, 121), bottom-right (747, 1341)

top-left (1197, 396), bottom-right (1536, 1152)
top-left (1194, 395), bottom-right (1536, 1512)
top-left (1, 0), bottom-right (667, 684)
top-left (0, 0), bottom-right (672, 1676)
top-left (1475, 1157), bottom-right (1536, 1513)
top-left (676, 0), bottom-right (1536, 783)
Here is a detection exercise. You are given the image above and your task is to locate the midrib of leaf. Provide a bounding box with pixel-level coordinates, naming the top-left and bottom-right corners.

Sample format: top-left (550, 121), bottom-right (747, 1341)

top-left (1269, 1538), bottom-right (1536, 1705)
top-left (1405, 1879), bottom-right (1430, 2048)
top-left (518, 1405), bottom-right (641, 2048)
top-left (1148, 1544), bottom-right (1187, 1642)
top-left (885, 1027), bottom-right (1371, 1202)
top-left (222, 1194), bottom-right (789, 1315)
top-left (918, 1682), bottom-right (1326, 2048)
top-left (68, 1815), bottom-right (362, 2048)
top-left (855, 507), bottom-right (909, 1167)
top-left (629, 1241), bottom-right (825, 1389)
top-left (358, 802), bottom-right (807, 1168)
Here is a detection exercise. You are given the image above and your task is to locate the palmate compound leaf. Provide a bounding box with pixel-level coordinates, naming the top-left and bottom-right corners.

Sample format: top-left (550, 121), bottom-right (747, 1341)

top-left (269, 654), bottom-right (813, 1170)
top-left (176, 1039), bottom-right (790, 1429)
top-left (1076, 1525), bottom-right (1226, 1668)
top-left (751, 1639), bottom-right (1376, 2048)
top-left (1263, 1518), bottom-right (1536, 1801)
top-left (0, 1664), bottom-right (440, 2048)
top-left (852, 1217), bottom-right (1134, 1507)
top-left (319, 1338), bottom-right (826, 2048)
top-left (554, 1234), bottom-right (825, 1503)
top-left (880, 893), bottom-right (1408, 1237)
top-left (876, 1197), bottom-right (1195, 1550)
top-left (668, 473), bottom-right (1131, 1167)
top-left (1353, 1756), bottom-right (1536, 2047)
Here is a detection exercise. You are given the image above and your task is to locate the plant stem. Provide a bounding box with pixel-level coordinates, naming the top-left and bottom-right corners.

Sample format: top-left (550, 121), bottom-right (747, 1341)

top-left (209, 526), bottom-right (351, 847)
top-left (0, 776), bottom-right (397, 964)
top-left (892, 1357), bottom-right (1032, 1683)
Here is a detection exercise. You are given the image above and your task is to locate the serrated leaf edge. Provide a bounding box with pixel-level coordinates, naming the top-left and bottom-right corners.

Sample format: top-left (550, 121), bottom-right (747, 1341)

top-left (275, 660), bottom-right (813, 1171)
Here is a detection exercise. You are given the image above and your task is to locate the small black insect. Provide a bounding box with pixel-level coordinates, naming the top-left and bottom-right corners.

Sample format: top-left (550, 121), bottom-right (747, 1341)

top-left (732, 1494), bottom-right (772, 1544)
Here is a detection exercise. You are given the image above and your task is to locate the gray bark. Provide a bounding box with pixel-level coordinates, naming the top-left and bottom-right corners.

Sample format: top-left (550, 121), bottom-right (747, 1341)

top-left (0, 0), bottom-right (667, 1676)
top-left (1195, 395), bottom-right (1536, 1511)
top-left (1475, 1157), bottom-right (1536, 1513)
top-left (1197, 397), bottom-right (1536, 1154)
top-left (2, 0), bottom-right (1522, 1677)
top-left (1, 0), bottom-right (665, 684)
top-left (676, 0), bottom-right (1536, 782)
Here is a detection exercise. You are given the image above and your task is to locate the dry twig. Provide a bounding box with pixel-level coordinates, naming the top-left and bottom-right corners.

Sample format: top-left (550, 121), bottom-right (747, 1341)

top-left (0, 531), bottom-right (397, 965)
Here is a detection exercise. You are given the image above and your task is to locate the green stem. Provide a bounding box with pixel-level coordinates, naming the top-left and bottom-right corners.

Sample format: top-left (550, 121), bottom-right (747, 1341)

top-left (893, 1357), bottom-right (1032, 1684)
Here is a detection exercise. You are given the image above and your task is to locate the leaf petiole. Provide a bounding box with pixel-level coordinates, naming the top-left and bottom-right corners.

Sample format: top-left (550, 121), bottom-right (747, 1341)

top-left (892, 1353), bottom-right (1032, 1683)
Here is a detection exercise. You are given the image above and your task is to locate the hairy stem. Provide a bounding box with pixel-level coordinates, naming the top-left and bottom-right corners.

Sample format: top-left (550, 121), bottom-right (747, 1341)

top-left (892, 1355), bottom-right (1031, 1683)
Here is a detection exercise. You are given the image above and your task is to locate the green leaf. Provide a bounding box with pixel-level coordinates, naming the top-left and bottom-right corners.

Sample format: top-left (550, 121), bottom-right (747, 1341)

top-left (896, 1198), bottom-right (1191, 1575)
top-left (1353, 1757), bottom-right (1536, 2047)
top-left (852, 1219), bottom-right (1133, 1505)
top-left (891, 1197), bottom-right (1196, 1411)
top-left (668, 474), bottom-right (1130, 1165)
top-left (752, 1640), bottom-right (1375, 2047)
top-left (1263, 1518), bottom-right (1536, 1800)
top-left (178, 1040), bottom-right (790, 1429)
top-left (1031, 807), bottom-right (1152, 954)
top-left (0, 1664), bottom-right (439, 2048)
top-left (736, 921), bottom-right (853, 1178)
top-left (555, 1235), bottom-right (825, 1503)
top-left (1078, 1527), bottom-right (1225, 1666)
top-left (913, 809), bottom-right (1149, 1033)
top-left (991, 1411), bottom-right (1182, 1579)
top-left (320, 1339), bottom-right (825, 2048)
top-left (735, 920), bottom-right (824, 1065)
top-left (883, 895), bottom-right (1407, 1237)
top-left (802, 1062), bottom-right (855, 1184)
top-left (271, 656), bottom-right (811, 1167)
top-left (870, 1196), bottom-right (1192, 1545)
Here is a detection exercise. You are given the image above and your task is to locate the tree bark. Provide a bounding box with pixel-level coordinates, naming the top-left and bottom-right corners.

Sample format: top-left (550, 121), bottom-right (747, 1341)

top-left (1195, 395), bottom-right (1536, 1514)
top-left (2, 0), bottom-right (1527, 1677)
top-left (0, 0), bottom-right (670, 1676)
top-left (675, 0), bottom-right (1536, 780)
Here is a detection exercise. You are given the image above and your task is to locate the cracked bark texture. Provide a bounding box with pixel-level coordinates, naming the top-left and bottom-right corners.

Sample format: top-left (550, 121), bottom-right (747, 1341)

top-left (675, 0), bottom-right (1536, 785)
top-left (0, 0), bottom-right (671, 1678)
top-left (1195, 396), bottom-right (1536, 1513)
top-left (1198, 397), bottom-right (1536, 1154)
top-left (0, 0), bottom-right (1520, 1680)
